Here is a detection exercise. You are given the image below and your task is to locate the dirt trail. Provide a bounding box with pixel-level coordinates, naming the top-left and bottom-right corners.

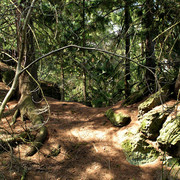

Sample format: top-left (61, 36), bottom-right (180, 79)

top-left (0, 82), bottom-right (163, 180)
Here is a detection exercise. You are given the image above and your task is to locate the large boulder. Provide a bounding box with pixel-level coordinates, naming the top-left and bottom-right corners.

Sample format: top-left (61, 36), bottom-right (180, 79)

top-left (139, 105), bottom-right (172, 140)
top-left (105, 108), bottom-right (131, 127)
top-left (122, 86), bottom-right (148, 106)
top-left (138, 85), bottom-right (171, 117)
top-left (121, 134), bottom-right (159, 165)
top-left (40, 81), bottom-right (61, 100)
top-left (157, 108), bottom-right (180, 157)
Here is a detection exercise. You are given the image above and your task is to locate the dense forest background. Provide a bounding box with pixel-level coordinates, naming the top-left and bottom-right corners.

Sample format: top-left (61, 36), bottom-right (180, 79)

top-left (0, 0), bottom-right (179, 107)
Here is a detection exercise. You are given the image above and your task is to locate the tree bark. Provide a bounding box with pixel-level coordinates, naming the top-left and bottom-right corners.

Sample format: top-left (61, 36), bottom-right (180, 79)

top-left (0, 0), bottom-right (37, 120)
top-left (175, 69), bottom-right (180, 99)
top-left (18, 16), bottom-right (47, 156)
top-left (145, 0), bottom-right (156, 87)
top-left (14, 0), bottom-right (47, 156)
top-left (124, 1), bottom-right (131, 98)
top-left (82, 0), bottom-right (87, 104)
top-left (60, 58), bottom-right (65, 101)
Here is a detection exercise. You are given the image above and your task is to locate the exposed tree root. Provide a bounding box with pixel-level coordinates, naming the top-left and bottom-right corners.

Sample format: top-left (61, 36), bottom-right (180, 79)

top-left (16, 95), bottom-right (48, 156)
top-left (0, 131), bottom-right (29, 152)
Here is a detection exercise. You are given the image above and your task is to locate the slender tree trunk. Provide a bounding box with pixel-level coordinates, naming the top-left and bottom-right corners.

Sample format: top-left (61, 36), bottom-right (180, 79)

top-left (82, 0), bottom-right (87, 103)
top-left (175, 69), bottom-right (180, 99)
top-left (60, 58), bottom-right (65, 101)
top-left (124, 1), bottom-right (131, 98)
top-left (141, 41), bottom-right (145, 57)
top-left (145, 0), bottom-right (156, 87)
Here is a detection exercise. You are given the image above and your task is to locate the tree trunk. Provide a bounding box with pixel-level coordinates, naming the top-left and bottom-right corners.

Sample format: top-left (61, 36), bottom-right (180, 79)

top-left (60, 58), bottom-right (65, 101)
top-left (16, 1), bottom-right (47, 156)
top-left (124, 1), bottom-right (131, 98)
top-left (145, 0), bottom-right (156, 88)
top-left (175, 69), bottom-right (180, 99)
top-left (0, 0), bottom-right (37, 119)
top-left (82, 0), bottom-right (87, 104)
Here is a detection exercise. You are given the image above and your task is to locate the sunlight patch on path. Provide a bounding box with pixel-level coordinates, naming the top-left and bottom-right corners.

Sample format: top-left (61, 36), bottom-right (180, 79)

top-left (82, 162), bottom-right (114, 180)
top-left (70, 127), bottom-right (109, 142)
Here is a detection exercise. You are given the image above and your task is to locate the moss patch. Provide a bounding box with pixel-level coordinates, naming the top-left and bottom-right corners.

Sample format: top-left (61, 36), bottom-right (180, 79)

top-left (138, 85), bottom-right (170, 116)
top-left (139, 107), bottom-right (171, 140)
top-left (122, 86), bottom-right (148, 106)
top-left (121, 134), bottom-right (159, 165)
top-left (105, 109), bottom-right (131, 127)
top-left (157, 113), bottom-right (180, 156)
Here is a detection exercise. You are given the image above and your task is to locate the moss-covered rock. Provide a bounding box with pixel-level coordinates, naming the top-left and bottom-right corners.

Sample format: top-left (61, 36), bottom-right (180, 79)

top-left (122, 86), bottom-right (148, 106)
top-left (157, 111), bottom-right (180, 157)
top-left (164, 157), bottom-right (180, 168)
top-left (138, 85), bottom-right (170, 117)
top-left (105, 108), bottom-right (131, 127)
top-left (121, 134), bottom-right (159, 165)
top-left (139, 105), bottom-right (172, 140)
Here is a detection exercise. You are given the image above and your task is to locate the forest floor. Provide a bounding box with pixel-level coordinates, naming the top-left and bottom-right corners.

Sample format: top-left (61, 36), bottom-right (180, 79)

top-left (0, 82), bottom-right (172, 180)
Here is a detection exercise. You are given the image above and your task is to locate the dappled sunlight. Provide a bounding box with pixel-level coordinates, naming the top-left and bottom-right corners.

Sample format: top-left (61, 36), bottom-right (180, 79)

top-left (70, 127), bottom-right (108, 142)
top-left (0, 93), bottom-right (164, 179)
top-left (82, 162), bottom-right (114, 180)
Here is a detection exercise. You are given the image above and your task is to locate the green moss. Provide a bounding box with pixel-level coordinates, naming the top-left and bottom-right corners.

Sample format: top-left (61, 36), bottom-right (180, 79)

top-left (121, 139), bottom-right (133, 154)
top-left (122, 86), bottom-right (148, 106)
top-left (121, 135), bottom-right (159, 165)
top-left (139, 108), bottom-right (170, 140)
top-left (138, 85), bottom-right (170, 116)
top-left (157, 114), bottom-right (180, 146)
top-left (105, 109), bottom-right (131, 127)
top-left (164, 157), bottom-right (180, 167)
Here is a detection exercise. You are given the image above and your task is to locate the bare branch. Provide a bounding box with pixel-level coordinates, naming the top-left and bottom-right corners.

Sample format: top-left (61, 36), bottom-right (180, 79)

top-left (21, 44), bottom-right (154, 75)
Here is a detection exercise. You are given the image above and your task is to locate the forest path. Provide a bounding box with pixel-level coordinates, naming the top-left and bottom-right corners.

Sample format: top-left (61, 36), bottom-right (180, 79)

top-left (0, 82), bottom-right (163, 180)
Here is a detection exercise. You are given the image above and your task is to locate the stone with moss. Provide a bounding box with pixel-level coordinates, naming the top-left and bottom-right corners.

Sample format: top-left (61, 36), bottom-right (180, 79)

top-left (139, 105), bottom-right (172, 140)
top-left (121, 134), bottom-right (159, 165)
top-left (122, 86), bottom-right (148, 106)
top-left (105, 108), bottom-right (131, 127)
top-left (164, 157), bottom-right (180, 168)
top-left (138, 85), bottom-right (170, 117)
top-left (157, 111), bottom-right (180, 157)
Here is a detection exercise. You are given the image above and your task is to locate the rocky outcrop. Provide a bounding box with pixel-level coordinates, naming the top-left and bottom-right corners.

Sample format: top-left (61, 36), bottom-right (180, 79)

top-left (138, 85), bottom-right (171, 117)
top-left (121, 87), bottom-right (179, 165)
top-left (122, 86), bottom-right (148, 106)
top-left (105, 108), bottom-right (131, 127)
top-left (139, 105), bottom-right (173, 140)
top-left (121, 134), bottom-right (159, 165)
top-left (157, 108), bottom-right (180, 157)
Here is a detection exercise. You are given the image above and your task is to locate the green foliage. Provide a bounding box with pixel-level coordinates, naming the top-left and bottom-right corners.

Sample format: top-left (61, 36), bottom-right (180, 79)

top-left (0, 0), bottom-right (179, 105)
